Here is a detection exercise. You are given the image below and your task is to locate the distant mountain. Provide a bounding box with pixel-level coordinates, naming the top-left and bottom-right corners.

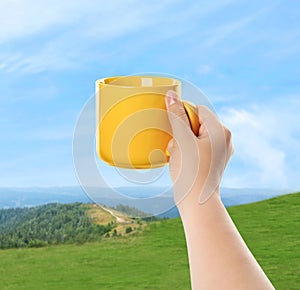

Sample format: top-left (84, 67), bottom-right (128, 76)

top-left (0, 186), bottom-right (293, 218)
top-left (0, 187), bottom-right (91, 208)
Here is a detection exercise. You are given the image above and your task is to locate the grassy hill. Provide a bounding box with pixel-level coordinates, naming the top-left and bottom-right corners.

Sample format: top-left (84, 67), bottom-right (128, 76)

top-left (0, 193), bottom-right (299, 290)
top-left (227, 192), bottom-right (300, 290)
top-left (0, 203), bottom-right (147, 249)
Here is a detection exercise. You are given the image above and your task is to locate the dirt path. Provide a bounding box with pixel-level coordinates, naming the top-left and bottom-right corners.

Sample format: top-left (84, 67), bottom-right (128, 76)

top-left (99, 205), bottom-right (131, 224)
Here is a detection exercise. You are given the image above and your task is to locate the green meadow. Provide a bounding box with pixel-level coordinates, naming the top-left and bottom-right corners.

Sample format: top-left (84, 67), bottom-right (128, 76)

top-left (0, 193), bottom-right (299, 290)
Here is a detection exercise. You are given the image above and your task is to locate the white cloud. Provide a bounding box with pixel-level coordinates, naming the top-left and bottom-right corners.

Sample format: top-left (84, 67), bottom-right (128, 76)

top-left (0, 0), bottom-right (234, 42)
top-left (0, 0), bottom-right (151, 72)
top-left (0, 1), bottom-right (167, 73)
top-left (0, 0), bottom-right (99, 43)
top-left (0, 1), bottom-right (177, 40)
top-left (194, 5), bottom-right (276, 52)
top-left (219, 98), bottom-right (300, 189)
top-left (202, 16), bottom-right (256, 49)
top-left (0, 0), bottom-right (236, 74)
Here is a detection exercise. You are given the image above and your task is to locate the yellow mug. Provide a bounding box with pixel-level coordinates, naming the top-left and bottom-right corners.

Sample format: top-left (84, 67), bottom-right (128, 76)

top-left (96, 76), bottom-right (200, 169)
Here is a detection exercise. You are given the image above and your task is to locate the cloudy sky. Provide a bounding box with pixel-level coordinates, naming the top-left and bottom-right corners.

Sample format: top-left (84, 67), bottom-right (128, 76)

top-left (0, 0), bottom-right (299, 190)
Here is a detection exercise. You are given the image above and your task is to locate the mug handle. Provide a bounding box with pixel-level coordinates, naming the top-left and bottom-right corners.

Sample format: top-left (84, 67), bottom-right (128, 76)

top-left (183, 101), bottom-right (200, 137)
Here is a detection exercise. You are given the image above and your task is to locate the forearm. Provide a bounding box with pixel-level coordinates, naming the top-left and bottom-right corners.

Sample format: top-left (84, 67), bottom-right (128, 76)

top-left (177, 190), bottom-right (275, 290)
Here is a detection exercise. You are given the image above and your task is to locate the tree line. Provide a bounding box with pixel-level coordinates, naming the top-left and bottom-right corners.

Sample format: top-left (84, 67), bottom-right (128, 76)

top-left (0, 203), bottom-right (114, 249)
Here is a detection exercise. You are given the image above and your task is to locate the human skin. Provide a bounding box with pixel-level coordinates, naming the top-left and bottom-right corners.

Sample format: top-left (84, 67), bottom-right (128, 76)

top-left (165, 90), bottom-right (275, 290)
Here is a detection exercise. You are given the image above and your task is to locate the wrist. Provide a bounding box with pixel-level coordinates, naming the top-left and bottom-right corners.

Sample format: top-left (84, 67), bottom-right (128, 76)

top-left (175, 184), bottom-right (221, 206)
top-left (176, 187), bottom-right (223, 220)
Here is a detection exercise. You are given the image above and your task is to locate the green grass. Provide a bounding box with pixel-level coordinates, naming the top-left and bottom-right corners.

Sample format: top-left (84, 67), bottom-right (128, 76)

top-left (0, 193), bottom-right (299, 290)
top-left (227, 192), bottom-right (300, 290)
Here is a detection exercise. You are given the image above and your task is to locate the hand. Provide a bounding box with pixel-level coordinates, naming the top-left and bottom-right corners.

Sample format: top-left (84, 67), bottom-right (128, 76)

top-left (165, 90), bottom-right (234, 205)
top-left (165, 91), bottom-right (275, 290)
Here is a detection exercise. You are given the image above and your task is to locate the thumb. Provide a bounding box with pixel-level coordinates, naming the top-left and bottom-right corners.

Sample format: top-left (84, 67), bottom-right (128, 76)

top-left (165, 90), bottom-right (191, 140)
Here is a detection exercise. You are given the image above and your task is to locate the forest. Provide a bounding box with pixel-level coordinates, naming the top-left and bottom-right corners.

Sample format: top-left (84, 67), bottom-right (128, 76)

top-left (0, 203), bottom-right (113, 249)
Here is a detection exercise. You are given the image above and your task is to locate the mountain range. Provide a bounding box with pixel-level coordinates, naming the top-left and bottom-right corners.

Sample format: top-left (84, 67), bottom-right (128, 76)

top-left (0, 186), bottom-right (293, 218)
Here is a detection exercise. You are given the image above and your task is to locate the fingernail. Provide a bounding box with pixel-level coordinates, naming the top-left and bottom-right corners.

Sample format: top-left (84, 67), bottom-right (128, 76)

top-left (166, 95), bottom-right (176, 107)
top-left (165, 90), bottom-right (178, 107)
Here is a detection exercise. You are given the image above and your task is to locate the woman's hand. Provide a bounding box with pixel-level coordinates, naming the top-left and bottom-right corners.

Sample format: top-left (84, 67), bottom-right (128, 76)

top-left (165, 90), bottom-right (274, 290)
top-left (165, 90), bottom-right (234, 206)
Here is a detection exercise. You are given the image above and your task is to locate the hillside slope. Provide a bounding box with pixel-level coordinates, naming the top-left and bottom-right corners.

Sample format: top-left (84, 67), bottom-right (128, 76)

top-left (0, 203), bottom-right (143, 249)
top-left (0, 193), bottom-right (299, 290)
top-left (227, 192), bottom-right (300, 289)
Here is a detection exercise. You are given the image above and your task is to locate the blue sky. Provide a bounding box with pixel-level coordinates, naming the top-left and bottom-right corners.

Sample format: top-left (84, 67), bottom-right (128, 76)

top-left (0, 0), bottom-right (299, 190)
